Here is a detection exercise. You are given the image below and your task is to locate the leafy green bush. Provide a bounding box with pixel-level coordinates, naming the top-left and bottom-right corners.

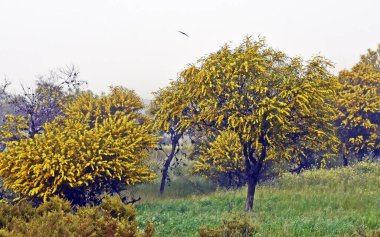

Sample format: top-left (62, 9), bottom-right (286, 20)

top-left (0, 196), bottom-right (154, 237)
top-left (198, 216), bottom-right (258, 237)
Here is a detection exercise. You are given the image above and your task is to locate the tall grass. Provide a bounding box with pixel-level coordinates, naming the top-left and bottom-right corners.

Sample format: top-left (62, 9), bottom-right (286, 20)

top-left (136, 162), bottom-right (380, 236)
top-left (134, 175), bottom-right (217, 202)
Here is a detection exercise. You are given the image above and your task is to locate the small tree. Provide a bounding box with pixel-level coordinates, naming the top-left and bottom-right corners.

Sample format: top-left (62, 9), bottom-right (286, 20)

top-left (337, 44), bottom-right (380, 165)
top-left (9, 65), bottom-right (85, 138)
top-left (0, 87), bottom-right (158, 205)
top-left (161, 37), bottom-right (338, 211)
top-left (151, 81), bottom-right (189, 194)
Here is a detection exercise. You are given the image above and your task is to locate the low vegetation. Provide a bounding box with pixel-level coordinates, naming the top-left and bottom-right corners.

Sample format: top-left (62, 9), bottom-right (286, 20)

top-left (0, 196), bottom-right (154, 237)
top-left (137, 162), bottom-right (380, 237)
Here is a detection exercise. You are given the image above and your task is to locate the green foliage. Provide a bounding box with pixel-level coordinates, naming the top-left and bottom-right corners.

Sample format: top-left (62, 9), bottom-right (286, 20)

top-left (0, 196), bottom-right (154, 237)
top-left (198, 216), bottom-right (258, 237)
top-left (0, 86), bottom-right (159, 205)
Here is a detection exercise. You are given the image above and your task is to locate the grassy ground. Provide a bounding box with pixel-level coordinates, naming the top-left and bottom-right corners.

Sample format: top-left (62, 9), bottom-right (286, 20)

top-left (136, 162), bottom-right (380, 237)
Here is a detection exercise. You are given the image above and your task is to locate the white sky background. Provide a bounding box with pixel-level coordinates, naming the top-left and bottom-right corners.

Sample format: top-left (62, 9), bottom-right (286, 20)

top-left (0, 0), bottom-right (379, 99)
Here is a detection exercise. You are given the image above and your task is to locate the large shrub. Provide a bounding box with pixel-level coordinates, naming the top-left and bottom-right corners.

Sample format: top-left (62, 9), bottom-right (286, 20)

top-left (0, 87), bottom-right (158, 205)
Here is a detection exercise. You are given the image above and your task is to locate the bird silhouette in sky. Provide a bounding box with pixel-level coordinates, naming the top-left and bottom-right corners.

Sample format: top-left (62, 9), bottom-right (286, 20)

top-left (178, 31), bottom-right (189, 37)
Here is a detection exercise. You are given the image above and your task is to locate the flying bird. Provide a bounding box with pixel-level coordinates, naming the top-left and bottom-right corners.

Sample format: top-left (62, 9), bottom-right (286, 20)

top-left (178, 31), bottom-right (189, 37)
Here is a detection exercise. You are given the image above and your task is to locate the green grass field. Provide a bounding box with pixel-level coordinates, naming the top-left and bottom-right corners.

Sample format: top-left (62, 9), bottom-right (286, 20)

top-left (136, 162), bottom-right (380, 236)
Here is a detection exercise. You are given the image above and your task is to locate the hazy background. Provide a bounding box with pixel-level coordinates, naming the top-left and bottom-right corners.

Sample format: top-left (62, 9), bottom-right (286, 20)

top-left (1, 0), bottom-right (379, 99)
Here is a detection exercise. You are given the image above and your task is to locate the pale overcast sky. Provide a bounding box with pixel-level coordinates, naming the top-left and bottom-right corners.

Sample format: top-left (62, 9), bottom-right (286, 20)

top-left (1, 0), bottom-right (379, 99)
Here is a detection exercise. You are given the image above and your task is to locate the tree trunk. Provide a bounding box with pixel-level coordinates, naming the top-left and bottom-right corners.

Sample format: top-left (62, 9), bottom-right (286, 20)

top-left (28, 115), bottom-right (37, 138)
top-left (245, 173), bottom-right (259, 212)
top-left (159, 158), bottom-right (172, 194)
top-left (159, 140), bottom-right (178, 194)
top-left (342, 153), bottom-right (348, 166)
top-left (243, 141), bottom-right (266, 212)
top-left (341, 144), bottom-right (349, 166)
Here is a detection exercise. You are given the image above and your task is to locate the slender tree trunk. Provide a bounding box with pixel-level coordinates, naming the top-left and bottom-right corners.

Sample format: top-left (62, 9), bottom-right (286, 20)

top-left (228, 172), bottom-right (233, 188)
top-left (341, 144), bottom-right (349, 166)
top-left (245, 173), bottom-right (259, 212)
top-left (244, 141), bottom-right (266, 212)
top-left (159, 158), bottom-right (172, 194)
top-left (159, 140), bottom-right (178, 194)
top-left (28, 115), bottom-right (37, 138)
top-left (342, 153), bottom-right (348, 166)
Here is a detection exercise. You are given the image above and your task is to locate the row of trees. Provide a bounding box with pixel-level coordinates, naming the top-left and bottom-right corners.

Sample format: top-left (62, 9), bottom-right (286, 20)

top-left (0, 37), bottom-right (379, 212)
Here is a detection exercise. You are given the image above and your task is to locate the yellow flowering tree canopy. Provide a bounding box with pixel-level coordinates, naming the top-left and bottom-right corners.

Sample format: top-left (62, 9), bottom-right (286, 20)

top-left (162, 37), bottom-right (339, 211)
top-left (0, 86), bottom-right (158, 205)
top-left (0, 114), bottom-right (29, 154)
top-left (194, 130), bottom-right (245, 183)
top-left (0, 115), bottom-right (29, 143)
top-left (150, 81), bottom-right (191, 193)
top-left (151, 81), bottom-right (190, 134)
top-left (337, 45), bottom-right (380, 163)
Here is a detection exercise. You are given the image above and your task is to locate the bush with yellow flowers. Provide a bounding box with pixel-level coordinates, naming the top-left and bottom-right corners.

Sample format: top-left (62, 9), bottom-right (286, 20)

top-left (0, 114), bottom-right (28, 147)
top-left (193, 130), bottom-right (246, 188)
top-left (0, 87), bottom-right (159, 205)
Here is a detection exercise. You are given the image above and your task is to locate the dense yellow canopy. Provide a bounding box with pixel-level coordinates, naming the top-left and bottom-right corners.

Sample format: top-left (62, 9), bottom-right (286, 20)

top-left (0, 87), bottom-right (158, 202)
top-left (337, 53), bottom-right (380, 158)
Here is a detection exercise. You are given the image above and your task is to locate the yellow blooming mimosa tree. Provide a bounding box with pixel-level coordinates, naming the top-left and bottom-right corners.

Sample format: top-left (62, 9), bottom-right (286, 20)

top-left (158, 37), bottom-right (339, 211)
top-left (0, 87), bottom-right (158, 205)
top-left (337, 45), bottom-right (380, 164)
